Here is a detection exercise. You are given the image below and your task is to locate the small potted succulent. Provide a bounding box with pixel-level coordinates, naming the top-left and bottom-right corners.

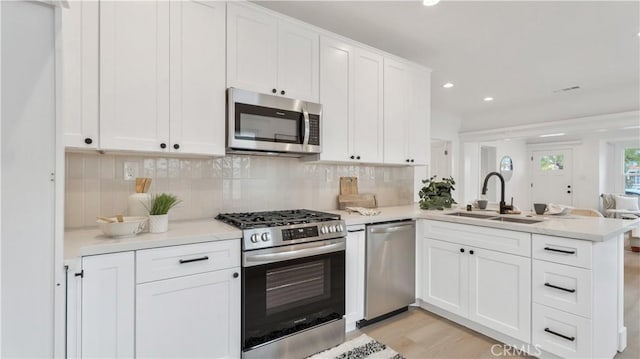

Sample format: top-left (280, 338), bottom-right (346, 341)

top-left (419, 175), bottom-right (457, 210)
top-left (146, 193), bottom-right (181, 233)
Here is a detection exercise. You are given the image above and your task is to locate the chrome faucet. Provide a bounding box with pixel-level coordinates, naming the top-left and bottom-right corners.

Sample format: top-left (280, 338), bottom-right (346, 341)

top-left (481, 172), bottom-right (513, 214)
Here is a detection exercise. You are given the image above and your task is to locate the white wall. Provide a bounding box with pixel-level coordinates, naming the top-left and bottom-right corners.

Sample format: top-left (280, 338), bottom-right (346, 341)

top-left (430, 110), bottom-right (461, 201)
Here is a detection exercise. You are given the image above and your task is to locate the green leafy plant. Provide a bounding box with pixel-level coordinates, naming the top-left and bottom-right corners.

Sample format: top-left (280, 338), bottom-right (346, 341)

top-left (146, 193), bottom-right (181, 215)
top-left (419, 175), bottom-right (457, 210)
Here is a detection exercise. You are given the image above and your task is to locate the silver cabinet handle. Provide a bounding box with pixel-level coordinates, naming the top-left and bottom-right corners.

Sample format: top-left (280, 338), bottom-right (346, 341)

top-left (369, 224), bottom-right (414, 234)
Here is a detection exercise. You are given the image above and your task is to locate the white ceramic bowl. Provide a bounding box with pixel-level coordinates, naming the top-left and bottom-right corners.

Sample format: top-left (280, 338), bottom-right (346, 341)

top-left (97, 216), bottom-right (147, 238)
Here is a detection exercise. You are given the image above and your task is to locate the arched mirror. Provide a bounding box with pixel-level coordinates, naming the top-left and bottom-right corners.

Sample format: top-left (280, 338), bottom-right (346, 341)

top-left (500, 156), bottom-right (514, 181)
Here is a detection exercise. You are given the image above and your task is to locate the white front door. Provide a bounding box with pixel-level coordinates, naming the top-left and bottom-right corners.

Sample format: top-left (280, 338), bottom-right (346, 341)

top-left (531, 149), bottom-right (573, 206)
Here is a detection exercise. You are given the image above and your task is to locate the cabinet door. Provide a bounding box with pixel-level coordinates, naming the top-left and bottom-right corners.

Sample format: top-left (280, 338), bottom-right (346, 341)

top-left (81, 252), bottom-right (135, 358)
top-left (169, 0), bottom-right (225, 156)
top-left (422, 238), bottom-right (468, 317)
top-left (345, 226), bottom-right (366, 331)
top-left (227, 3), bottom-right (278, 95)
top-left (353, 49), bottom-right (384, 163)
top-left (408, 69), bottom-right (430, 166)
top-left (383, 58), bottom-right (410, 165)
top-left (277, 19), bottom-right (319, 102)
top-left (468, 248), bottom-right (531, 342)
top-left (60, 0), bottom-right (99, 149)
top-left (136, 268), bottom-right (241, 358)
top-left (319, 36), bottom-right (353, 162)
top-left (99, 0), bottom-right (170, 152)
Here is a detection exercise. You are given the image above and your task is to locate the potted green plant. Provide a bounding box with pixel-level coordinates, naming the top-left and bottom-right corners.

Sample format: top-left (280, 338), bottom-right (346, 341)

top-left (146, 193), bottom-right (181, 233)
top-left (419, 175), bottom-right (457, 210)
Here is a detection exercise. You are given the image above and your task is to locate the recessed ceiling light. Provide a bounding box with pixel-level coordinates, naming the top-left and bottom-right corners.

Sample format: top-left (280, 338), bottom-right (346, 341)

top-left (423, 0), bottom-right (441, 6)
top-left (637, 31), bottom-right (640, 37)
top-left (621, 125), bottom-right (640, 130)
top-left (483, 97), bottom-right (494, 102)
top-left (539, 133), bottom-right (565, 138)
top-left (443, 83), bottom-right (454, 88)
top-left (595, 129), bottom-right (608, 133)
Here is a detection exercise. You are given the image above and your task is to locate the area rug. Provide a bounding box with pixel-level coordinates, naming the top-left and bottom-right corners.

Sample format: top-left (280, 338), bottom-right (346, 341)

top-left (307, 334), bottom-right (406, 359)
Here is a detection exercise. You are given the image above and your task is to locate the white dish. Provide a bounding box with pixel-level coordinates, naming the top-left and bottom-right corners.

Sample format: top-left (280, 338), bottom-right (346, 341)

top-left (97, 216), bottom-right (147, 238)
top-left (547, 204), bottom-right (572, 215)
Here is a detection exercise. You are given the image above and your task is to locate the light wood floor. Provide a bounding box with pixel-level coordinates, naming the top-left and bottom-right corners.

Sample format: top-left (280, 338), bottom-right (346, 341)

top-left (350, 250), bottom-right (640, 359)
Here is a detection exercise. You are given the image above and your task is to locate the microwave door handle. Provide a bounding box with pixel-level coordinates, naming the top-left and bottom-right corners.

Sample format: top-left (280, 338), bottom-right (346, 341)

top-left (302, 106), bottom-right (310, 146)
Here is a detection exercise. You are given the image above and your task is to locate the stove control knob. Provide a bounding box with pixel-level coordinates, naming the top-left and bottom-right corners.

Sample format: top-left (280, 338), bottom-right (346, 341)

top-left (320, 226), bottom-right (328, 234)
top-left (328, 225), bottom-right (336, 233)
top-left (261, 233), bottom-right (271, 242)
top-left (250, 233), bottom-right (259, 243)
top-left (336, 224), bottom-right (344, 232)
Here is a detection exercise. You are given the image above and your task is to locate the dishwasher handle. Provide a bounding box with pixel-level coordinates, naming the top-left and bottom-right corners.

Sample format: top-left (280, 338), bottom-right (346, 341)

top-left (369, 224), bottom-right (414, 234)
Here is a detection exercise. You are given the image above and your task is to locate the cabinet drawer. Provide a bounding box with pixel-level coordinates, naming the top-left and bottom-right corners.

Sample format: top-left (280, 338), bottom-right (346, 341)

top-left (532, 234), bottom-right (592, 269)
top-left (532, 303), bottom-right (591, 359)
top-left (533, 260), bottom-right (591, 318)
top-left (136, 240), bottom-right (240, 283)
top-left (423, 220), bottom-right (530, 256)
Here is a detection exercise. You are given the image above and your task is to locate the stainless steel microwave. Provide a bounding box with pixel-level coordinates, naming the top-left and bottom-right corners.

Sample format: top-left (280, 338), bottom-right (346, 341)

top-left (226, 88), bottom-right (322, 156)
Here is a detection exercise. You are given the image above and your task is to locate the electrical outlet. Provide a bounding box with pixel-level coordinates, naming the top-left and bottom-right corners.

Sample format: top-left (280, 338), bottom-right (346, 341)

top-left (123, 161), bottom-right (139, 181)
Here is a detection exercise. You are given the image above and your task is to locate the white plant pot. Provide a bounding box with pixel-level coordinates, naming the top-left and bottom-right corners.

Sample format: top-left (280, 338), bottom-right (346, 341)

top-left (148, 214), bottom-right (169, 233)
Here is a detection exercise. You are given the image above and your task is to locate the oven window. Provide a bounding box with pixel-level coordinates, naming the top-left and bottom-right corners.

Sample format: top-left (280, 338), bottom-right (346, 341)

top-left (235, 103), bottom-right (302, 144)
top-left (266, 260), bottom-right (329, 315)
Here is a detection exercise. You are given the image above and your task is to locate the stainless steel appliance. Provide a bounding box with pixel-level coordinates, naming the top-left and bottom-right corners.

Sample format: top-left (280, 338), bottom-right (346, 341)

top-left (226, 88), bottom-right (322, 156)
top-left (360, 220), bottom-right (416, 327)
top-left (216, 209), bottom-right (346, 359)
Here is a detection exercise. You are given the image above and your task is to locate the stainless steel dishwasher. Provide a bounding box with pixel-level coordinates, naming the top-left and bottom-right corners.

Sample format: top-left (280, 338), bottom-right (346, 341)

top-left (359, 220), bottom-right (416, 327)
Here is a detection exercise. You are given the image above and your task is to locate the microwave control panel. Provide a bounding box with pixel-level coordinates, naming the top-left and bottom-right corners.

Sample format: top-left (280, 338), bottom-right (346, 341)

top-left (308, 115), bottom-right (320, 146)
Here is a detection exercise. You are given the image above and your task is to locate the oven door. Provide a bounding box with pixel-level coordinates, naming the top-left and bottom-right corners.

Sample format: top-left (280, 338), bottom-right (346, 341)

top-left (227, 87), bottom-right (321, 154)
top-left (242, 238), bottom-right (345, 350)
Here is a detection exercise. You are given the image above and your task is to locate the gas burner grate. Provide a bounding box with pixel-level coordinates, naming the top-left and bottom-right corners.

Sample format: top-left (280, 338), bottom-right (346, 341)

top-left (216, 209), bottom-right (340, 230)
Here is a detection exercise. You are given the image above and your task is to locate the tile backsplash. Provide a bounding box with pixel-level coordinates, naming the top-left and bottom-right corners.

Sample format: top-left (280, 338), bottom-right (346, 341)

top-left (65, 152), bottom-right (416, 229)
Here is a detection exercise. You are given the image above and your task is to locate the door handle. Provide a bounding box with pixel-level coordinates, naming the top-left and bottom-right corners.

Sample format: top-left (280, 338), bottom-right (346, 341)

top-left (179, 256), bottom-right (209, 264)
top-left (544, 247), bottom-right (576, 254)
top-left (544, 328), bottom-right (575, 342)
top-left (302, 106), bottom-right (310, 146)
top-left (544, 282), bottom-right (576, 293)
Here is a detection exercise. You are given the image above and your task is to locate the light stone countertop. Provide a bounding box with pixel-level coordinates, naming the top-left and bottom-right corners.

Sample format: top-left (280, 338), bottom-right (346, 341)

top-left (64, 219), bottom-right (241, 260)
top-left (65, 204), bottom-right (640, 260)
top-left (329, 204), bottom-right (640, 242)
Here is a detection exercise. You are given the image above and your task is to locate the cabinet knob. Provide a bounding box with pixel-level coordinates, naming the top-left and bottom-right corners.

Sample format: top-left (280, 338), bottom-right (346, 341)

top-left (84, 137), bottom-right (93, 145)
top-left (567, 190), bottom-right (571, 194)
top-left (280, 90), bottom-right (286, 95)
top-left (356, 156), bottom-right (361, 160)
top-left (460, 248), bottom-right (465, 253)
top-left (160, 143), bottom-right (167, 149)
top-left (173, 144), bottom-right (180, 150)
top-left (272, 88), bottom-right (277, 94)
top-left (469, 250), bottom-right (474, 255)
top-left (233, 272), bottom-right (239, 278)
top-left (406, 159), bottom-right (410, 163)
top-left (410, 159), bottom-right (415, 163)
top-left (350, 155), bottom-right (355, 160)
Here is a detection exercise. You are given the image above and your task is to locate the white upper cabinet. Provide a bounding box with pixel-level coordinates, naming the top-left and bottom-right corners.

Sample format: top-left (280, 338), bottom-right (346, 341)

top-left (319, 36), bottom-right (383, 163)
top-left (384, 59), bottom-right (431, 166)
top-left (353, 49), bottom-right (384, 163)
top-left (99, 0), bottom-right (225, 155)
top-left (60, 0), bottom-right (99, 149)
top-left (227, 2), bottom-right (319, 102)
top-left (99, 0), bottom-right (171, 152)
top-left (169, 0), bottom-right (226, 156)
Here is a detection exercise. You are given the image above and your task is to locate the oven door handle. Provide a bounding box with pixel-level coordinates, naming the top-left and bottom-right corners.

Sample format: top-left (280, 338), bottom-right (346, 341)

top-left (244, 241), bottom-right (345, 266)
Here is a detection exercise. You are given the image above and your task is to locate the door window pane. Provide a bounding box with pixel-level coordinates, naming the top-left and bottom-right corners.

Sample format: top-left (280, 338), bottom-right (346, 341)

top-left (625, 147), bottom-right (640, 195)
top-left (540, 155), bottom-right (564, 171)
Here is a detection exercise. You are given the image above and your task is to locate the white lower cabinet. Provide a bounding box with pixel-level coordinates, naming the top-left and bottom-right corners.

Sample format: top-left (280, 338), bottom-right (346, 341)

top-left (81, 252), bottom-right (135, 358)
top-left (136, 268), bottom-right (241, 358)
top-left (532, 303), bottom-right (592, 358)
top-left (421, 236), bottom-right (531, 343)
top-left (345, 225), bottom-right (366, 331)
top-left (68, 239), bottom-right (241, 358)
top-left (467, 247), bottom-right (531, 342)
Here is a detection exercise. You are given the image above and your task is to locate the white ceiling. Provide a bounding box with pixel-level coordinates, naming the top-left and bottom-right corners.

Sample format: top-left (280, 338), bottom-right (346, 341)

top-left (256, 1), bottom-right (640, 131)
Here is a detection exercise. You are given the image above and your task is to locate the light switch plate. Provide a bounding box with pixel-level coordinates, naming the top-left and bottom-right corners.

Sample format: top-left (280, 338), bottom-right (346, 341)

top-left (124, 161), bottom-right (139, 181)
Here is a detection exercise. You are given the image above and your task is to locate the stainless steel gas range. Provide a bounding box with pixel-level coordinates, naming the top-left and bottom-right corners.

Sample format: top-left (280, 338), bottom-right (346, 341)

top-left (216, 209), bottom-right (347, 359)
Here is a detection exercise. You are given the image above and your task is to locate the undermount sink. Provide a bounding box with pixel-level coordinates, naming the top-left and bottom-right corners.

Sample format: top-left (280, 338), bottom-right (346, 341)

top-left (490, 217), bottom-right (543, 224)
top-left (446, 212), bottom-right (498, 219)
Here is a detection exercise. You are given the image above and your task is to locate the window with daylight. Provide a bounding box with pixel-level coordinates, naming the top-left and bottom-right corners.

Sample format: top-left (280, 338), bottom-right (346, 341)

top-left (624, 147), bottom-right (640, 196)
top-left (540, 154), bottom-right (564, 171)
